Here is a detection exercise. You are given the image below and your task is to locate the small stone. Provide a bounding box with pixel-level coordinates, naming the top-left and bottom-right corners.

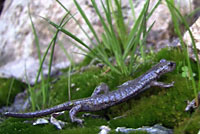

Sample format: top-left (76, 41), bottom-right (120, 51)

top-left (71, 83), bottom-right (75, 88)
top-left (50, 116), bottom-right (66, 130)
top-left (99, 125), bottom-right (111, 134)
top-left (115, 124), bottom-right (173, 134)
top-left (33, 118), bottom-right (49, 125)
top-left (76, 88), bottom-right (80, 91)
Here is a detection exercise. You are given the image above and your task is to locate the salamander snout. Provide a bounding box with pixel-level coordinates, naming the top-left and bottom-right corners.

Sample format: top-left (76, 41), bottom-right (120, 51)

top-left (156, 60), bottom-right (176, 76)
top-left (159, 59), bottom-right (176, 70)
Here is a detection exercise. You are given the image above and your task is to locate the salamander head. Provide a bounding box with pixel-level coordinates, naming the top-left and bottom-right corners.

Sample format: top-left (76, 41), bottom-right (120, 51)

top-left (154, 59), bottom-right (176, 77)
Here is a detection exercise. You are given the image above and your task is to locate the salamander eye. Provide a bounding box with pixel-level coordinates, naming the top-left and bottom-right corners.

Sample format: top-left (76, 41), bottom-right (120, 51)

top-left (168, 62), bottom-right (175, 67)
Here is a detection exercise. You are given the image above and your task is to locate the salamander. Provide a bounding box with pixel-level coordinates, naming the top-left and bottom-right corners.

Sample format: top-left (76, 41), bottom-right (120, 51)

top-left (4, 59), bottom-right (176, 125)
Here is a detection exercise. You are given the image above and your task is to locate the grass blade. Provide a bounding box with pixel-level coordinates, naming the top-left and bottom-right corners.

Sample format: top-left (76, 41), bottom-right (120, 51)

top-left (166, 0), bottom-right (200, 99)
top-left (28, 6), bottom-right (46, 108)
top-left (6, 78), bottom-right (15, 106)
top-left (73, 0), bottom-right (100, 45)
top-left (56, 0), bottom-right (97, 48)
top-left (129, 0), bottom-right (136, 20)
top-left (113, 0), bottom-right (127, 45)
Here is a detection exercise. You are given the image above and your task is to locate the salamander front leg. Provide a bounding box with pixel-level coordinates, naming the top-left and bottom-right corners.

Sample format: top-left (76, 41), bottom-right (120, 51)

top-left (150, 81), bottom-right (174, 88)
top-left (91, 83), bottom-right (109, 97)
top-left (69, 105), bottom-right (83, 125)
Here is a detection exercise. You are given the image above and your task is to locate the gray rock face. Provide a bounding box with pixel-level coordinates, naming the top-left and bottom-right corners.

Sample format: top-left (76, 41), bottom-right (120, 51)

top-left (0, 0), bottom-right (195, 84)
top-left (0, 0), bottom-right (98, 84)
top-left (178, 17), bottom-right (200, 61)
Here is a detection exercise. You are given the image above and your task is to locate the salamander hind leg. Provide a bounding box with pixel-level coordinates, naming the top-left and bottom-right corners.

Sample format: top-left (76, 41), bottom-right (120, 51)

top-left (91, 83), bottom-right (109, 97)
top-left (69, 105), bottom-right (83, 125)
top-left (150, 81), bottom-right (174, 88)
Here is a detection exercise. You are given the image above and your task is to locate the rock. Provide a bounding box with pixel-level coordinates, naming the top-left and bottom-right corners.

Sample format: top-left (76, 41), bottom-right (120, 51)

top-left (49, 115), bottom-right (66, 130)
top-left (0, 0), bottom-right (196, 84)
top-left (33, 116), bottom-right (67, 130)
top-left (0, 0), bottom-right (99, 84)
top-left (99, 125), bottom-right (111, 134)
top-left (33, 118), bottom-right (49, 125)
top-left (0, 90), bottom-right (30, 114)
top-left (115, 124), bottom-right (173, 134)
top-left (0, 0), bottom-right (5, 14)
top-left (177, 17), bottom-right (200, 61)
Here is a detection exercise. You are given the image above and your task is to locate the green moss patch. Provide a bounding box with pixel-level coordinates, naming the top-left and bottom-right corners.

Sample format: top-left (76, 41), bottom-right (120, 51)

top-left (0, 78), bottom-right (26, 107)
top-left (174, 109), bottom-right (200, 134)
top-left (0, 48), bottom-right (200, 134)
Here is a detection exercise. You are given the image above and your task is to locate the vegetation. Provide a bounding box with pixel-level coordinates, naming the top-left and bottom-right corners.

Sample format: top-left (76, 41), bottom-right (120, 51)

top-left (0, 48), bottom-right (200, 134)
top-left (40, 0), bottom-right (200, 110)
top-left (26, 0), bottom-right (200, 112)
top-left (0, 78), bottom-right (26, 107)
top-left (48, 0), bottom-right (159, 76)
top-left (166, 0), bottom-right (200, 104)
top-left (1, 0), bottom-right (200, 133)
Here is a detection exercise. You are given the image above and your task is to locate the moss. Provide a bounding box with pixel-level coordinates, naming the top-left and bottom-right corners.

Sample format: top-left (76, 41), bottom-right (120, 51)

top-left (108, 74), bottom-right (191, 128)
top-left (77, 55), bottom-right (93, 69)
top-left (0, 78), bottom-right (27, 107)
top-left (0, 118), bottom-right (100, 134)
top-left (174, 109), bottom-right (200, 134)
top-left (49, 66), bottom-right (132, 106)
top-left (0, 48), bottom-right (200, 133)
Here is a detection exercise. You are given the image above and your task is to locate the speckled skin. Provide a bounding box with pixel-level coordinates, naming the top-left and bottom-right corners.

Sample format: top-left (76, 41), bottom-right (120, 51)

top-left (4, 59), bottom-right (176, 124)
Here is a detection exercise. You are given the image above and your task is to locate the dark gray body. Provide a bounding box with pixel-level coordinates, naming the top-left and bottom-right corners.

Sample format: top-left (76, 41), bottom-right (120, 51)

top-left (4, 59), bottom-right (176, 124)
